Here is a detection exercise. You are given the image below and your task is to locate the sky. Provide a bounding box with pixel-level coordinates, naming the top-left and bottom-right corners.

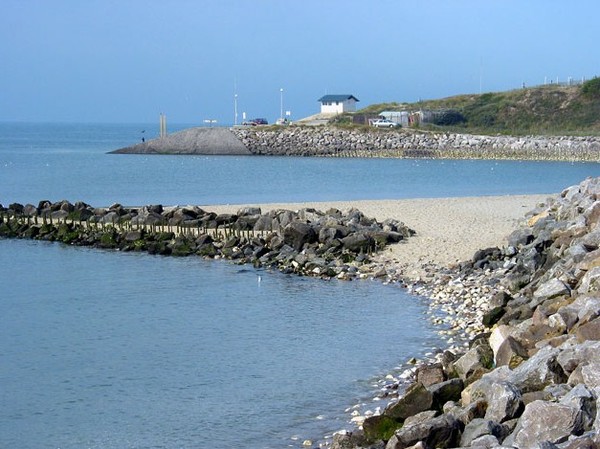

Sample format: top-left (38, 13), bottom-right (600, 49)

top-left (1, 0), bottom-right (599, 125)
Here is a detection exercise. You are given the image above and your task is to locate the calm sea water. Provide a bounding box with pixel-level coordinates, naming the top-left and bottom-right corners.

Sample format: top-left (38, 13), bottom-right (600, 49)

top-left (1, 123), bottom-right (599, 449)
top-left (1, 122), bottom-right (599, 206)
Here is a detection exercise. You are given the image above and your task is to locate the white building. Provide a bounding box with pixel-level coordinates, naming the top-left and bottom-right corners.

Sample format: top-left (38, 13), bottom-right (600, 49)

top-left (317, 94), bottom-right (359, 114)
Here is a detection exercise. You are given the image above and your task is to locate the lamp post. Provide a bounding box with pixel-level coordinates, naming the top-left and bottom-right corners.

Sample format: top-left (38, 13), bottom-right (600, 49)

top-left (234, 93), bottom-right (238, 126)
top-left (280, 88), bottom-right (284, 120)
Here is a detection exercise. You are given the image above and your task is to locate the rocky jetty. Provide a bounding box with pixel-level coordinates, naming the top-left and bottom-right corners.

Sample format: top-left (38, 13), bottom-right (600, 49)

top-left (0, 201), bottom-right (414, 280)
top-left (108, 126), bottom-right (599, 161)
top-left (233, 127), bottom-right (600, 161)
top-left (331, 177), bottom-right (600, 449)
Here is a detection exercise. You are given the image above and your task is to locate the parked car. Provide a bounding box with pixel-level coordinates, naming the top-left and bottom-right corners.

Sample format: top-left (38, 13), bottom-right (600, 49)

top-left (243, 118), bottom-right (269, 126)
top-left (372, 119), bottom-right (400, 128)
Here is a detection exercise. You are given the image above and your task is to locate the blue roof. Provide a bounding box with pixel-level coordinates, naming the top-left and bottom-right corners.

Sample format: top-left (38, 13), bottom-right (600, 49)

top-left (318, 94), bottom-right (359, 103)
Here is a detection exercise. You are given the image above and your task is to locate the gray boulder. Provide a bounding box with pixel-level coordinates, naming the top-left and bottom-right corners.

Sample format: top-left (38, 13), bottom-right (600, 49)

top-left (508, 346), bottom-right (567, 393)
top-left (459, 418), bottom-right (505, 447)
top-left (253, 215), bottom-right (274, 232)
top-left (575, 317), bottom-right (600, 343)
top-left (469, 434), bottom-right (501, 448)
top-left (428, 378), bottom-right (464, 411)
top-left (341, 232), bottom-right (375, 253)
top-left (581, 362), bottom-right (600, 390)
top-left (282, 222), bottom-right (316, 251)
top-left (237, 206), bottom-right (261, 216)
top-left (453, 344), bottom-right (493, 381)
top-left (386, 414), bottom-right (461, 449)
top-left (484, 381), bottom-right (523, 423)
top-left (578, 267), bottom-right (600, 294)
top-left (508, 228), bottom-right (535, 248)
top-left (444, 399), bottom-right (487, 426)
top-left (495, 336), bottom-right (529, 369)
top-left (557, 340), bottom-right (600, 375)
top-left (417, 363), bottom-right (445, 388)
top-left (559, 384), bottom-right (597, 431)
top-left (384, 382), bottom-right (433, 420)
top-left (507, 400), bottom-right (584, 448)
top-left (534, 278), bottom-right (571, 302)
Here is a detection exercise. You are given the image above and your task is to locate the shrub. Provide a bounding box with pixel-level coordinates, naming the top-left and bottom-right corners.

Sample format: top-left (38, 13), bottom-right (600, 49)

top-left (582, 77), bottom-right (600, 99)
top-left (432, 109), bottom-right (466, 126)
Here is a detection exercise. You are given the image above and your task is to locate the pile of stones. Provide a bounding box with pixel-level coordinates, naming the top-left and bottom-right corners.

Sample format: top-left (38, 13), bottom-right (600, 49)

top-left (331, 177), bottom-right (600, 448)
top-left (232, 127), bottom-right (600, 161)
top-left (0, 201), bottom-right (414, 280)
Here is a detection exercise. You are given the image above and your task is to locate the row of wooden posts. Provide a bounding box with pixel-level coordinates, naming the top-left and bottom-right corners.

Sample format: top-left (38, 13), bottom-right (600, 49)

top-left (0, 211), bottom-right (265, 242)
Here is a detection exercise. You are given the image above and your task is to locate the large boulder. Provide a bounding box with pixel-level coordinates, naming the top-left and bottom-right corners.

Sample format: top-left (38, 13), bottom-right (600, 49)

top-left (533, 278), bottom-right (571, 302)
top-left (384, 382), bottom-right (433, 421)
top-left (575, 316), bottom-right (600, 342)
top-left (507, 400), bottom-right (584, 448)
top-left (362, 415), bottom-right (402, 443)
top-left (282, 222), bottom-right (317, 251)
top-left (495, 336), bottom-right (529, 369)
top-left (444, 399), bottom-right (487, 426)
top-left (341, 232), bottom-right (375, 253)
top-left (428, 379), bottom-right (464, 411)
top-left (557, 340), bottom-right (600, 375)
top-left (459, 418), bottom-right (506, 447)
top-left (581, 362), bottom-right (600, 390)
top-left (578, 267), bottom-right (600, 294)
top-left (453, 344), bottom-right (493, 381)
top-left (559, 384), bottom-right (597, 432)
top-left (385, 414), bottom-right (461, 449)
top-left (416, 363), bottom-right (445, 388)
top-left (483, 381), bottom-right (523, 423)
top-left (508, 346), bottom-right (567, 393)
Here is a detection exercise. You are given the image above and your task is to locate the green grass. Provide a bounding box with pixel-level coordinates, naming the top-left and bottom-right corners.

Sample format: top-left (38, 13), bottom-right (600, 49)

top-left (343, 81), bottom-right (600, 136)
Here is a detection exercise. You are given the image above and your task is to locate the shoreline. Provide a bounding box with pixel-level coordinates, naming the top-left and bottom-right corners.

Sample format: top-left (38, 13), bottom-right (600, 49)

top-left (201, 194), bottom-right (550, 282)
top-left (200, 194), bottom-right (553, 444)
top-left (5, 187), bottom-right (599, 448)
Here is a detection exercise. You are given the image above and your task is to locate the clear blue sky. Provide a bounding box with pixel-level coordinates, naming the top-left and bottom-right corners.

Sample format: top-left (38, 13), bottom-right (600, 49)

top-left (1, 0), bottom-right (598, 125)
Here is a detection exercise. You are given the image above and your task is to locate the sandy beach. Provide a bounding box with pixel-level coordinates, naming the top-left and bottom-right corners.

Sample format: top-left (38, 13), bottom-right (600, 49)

top-left (203, 194), bottom-right (551, 280)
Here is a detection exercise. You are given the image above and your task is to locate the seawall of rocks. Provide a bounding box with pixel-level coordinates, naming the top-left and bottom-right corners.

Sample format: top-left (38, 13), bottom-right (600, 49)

top-left (331, 177), bottom-right (600, 449)
top-left (0, 200), bottom-right (414, 280)
top-left (233, 127), bottom-right (600, 161)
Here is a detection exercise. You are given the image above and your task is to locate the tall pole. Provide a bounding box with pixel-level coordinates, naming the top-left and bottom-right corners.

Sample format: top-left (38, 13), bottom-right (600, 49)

top-left (159, 113), bottom-right (167, 137)
top-left (280, 88), bottom-right (284, 120)
top-left (234, 78), bottom-right (238, 126)
top-left (234, 94), bottom-right (238, 126)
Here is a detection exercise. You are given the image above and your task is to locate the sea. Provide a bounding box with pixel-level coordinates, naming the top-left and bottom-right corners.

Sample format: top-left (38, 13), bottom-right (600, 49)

top-left (1, 122), bottom-right (599, 449)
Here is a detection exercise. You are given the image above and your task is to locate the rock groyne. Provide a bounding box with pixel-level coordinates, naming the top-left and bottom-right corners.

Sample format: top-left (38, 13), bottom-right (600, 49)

top-left (233, 127), bottom-right (600, 161)
top-left (0, 200), bottom-right (413, 280)
top-left (110, 125), bottom-right (599, 161)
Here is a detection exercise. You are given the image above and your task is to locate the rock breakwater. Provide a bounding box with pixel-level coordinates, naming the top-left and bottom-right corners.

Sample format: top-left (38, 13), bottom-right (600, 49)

top-left (233, 127), bottom-right (600, 161)
top-left (0, 200), bottom-right (414, 280)
top-left (331, 177), bottom-right (600, 449)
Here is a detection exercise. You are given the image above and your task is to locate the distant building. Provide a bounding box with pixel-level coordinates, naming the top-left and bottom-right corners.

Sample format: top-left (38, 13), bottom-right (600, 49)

top-left (317, 94), bottom-right (359, 114)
